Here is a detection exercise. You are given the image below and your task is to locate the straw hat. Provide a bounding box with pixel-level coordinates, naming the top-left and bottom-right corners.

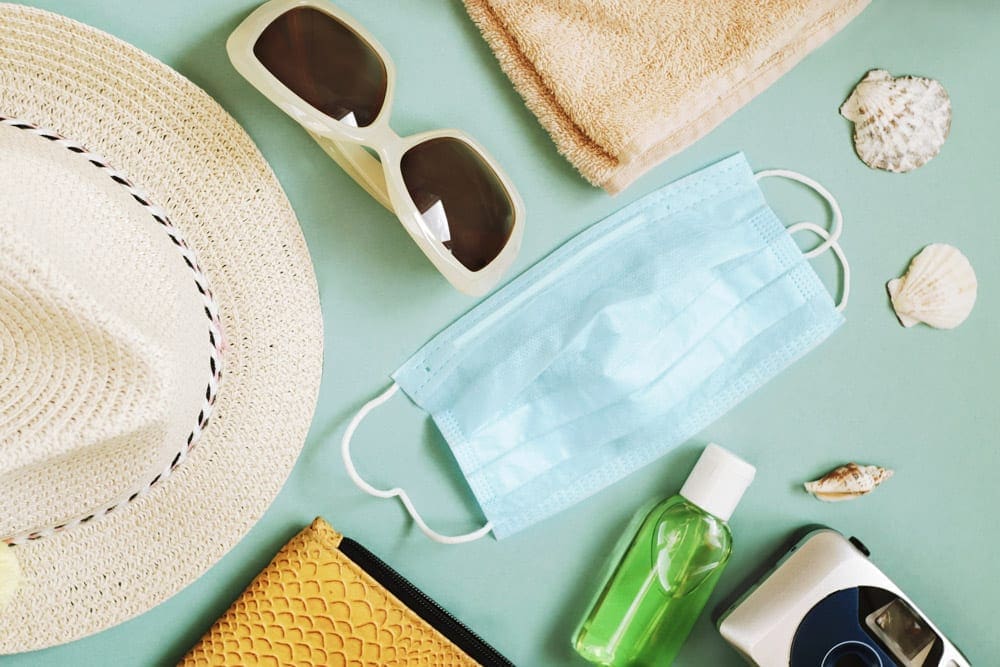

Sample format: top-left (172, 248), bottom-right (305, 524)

top-left (0, 3), bottom-right (323, 652)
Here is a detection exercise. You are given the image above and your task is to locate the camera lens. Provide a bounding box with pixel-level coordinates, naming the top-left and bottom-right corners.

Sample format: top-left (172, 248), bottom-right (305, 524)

top-left (834, 654), bottom-right (871, 667)
top-left (822, 641), bottom-right (881, 667)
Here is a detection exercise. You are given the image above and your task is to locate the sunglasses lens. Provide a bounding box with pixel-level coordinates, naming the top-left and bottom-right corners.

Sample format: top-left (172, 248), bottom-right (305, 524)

top-left (254, 7), bottom-right (387, 128)
top-left (401, 138), bottom-right (516, 272)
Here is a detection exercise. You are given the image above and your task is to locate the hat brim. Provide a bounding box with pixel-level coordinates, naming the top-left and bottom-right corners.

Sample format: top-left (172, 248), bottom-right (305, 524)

top-left (0, 3), bottom-right (323, 651)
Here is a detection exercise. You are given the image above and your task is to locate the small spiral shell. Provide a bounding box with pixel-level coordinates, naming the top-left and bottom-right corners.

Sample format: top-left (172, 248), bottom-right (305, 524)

top-left (805, 463), bottom-right (893, 502)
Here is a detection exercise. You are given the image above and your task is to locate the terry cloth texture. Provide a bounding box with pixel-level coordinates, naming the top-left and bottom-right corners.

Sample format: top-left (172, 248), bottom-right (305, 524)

top-left (464, 0), bottom-right (870, 194)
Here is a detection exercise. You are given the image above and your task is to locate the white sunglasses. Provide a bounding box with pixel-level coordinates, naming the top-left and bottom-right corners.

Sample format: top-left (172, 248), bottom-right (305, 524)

top-left (228, 0), bottom-right (525, 296)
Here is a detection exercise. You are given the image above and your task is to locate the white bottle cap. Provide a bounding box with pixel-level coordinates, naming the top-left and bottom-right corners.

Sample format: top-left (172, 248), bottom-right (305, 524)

top-left (679, 443), bottom-right (756, 522)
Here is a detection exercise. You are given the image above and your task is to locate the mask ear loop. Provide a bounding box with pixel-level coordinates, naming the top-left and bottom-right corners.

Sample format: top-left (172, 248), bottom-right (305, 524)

top-left (754, 169), bottom-right (850, 311)
top-left (788, 223), bottom-right (851, 312)
top-left (341, 383), bottom-right (494, 544)
top-left (754, 168), bottom-right (843, 257)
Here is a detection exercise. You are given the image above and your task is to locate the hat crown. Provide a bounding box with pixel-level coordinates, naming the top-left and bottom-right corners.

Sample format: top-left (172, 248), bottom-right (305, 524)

top-left (0, 122), bottom-right (215, 540)
top-left (1, 226), bottom-right (169, 468)
top-left (0, 4), bottom-right (323, 651)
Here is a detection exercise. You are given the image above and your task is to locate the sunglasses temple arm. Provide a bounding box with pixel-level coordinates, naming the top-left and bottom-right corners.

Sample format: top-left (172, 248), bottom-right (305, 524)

top-left (308, 131), bottom-right (393, 211)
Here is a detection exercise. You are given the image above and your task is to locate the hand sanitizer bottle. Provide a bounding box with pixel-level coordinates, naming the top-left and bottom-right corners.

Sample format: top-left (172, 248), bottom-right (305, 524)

top-left (573, 444), bottom-right (755, 666)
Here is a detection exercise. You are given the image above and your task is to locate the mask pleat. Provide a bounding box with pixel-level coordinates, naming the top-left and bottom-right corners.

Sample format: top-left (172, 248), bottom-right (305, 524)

top-left (463, 256), bottom-right (811, 499)
top-left (418, 209), bottom-right (770, 440)
top-left (483, 294), bottom-right (841, 536)
top-left (387, 154), bottom-right (845, 539)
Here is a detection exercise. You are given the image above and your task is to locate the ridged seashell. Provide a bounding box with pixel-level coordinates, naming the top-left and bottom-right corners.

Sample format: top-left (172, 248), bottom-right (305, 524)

top-left (804, 463), bottom-right (893, 502)
top-left (887, 244), bottom-right (977, 329)
top-left (840, 69), bottom-right (951, 173)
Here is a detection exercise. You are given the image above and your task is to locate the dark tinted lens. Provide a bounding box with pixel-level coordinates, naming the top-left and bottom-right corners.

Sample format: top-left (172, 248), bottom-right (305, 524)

top-left (401, 138), bottom-right (515, 272)
top-left (253, 7), bottom-right (387, 127)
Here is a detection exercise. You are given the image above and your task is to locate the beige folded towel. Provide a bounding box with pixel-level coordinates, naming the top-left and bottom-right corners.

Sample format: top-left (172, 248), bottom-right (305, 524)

top-left (464, 0), bottom-right (870, 194)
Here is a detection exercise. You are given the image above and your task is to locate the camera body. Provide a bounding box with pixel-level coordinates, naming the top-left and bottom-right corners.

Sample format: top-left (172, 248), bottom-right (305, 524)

top-left (716, 528), bottom-right (970, 666)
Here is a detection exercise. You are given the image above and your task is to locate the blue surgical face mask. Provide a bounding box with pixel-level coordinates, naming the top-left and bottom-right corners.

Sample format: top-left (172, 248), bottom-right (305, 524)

top-left (342, 154), bottom-right (850, 543)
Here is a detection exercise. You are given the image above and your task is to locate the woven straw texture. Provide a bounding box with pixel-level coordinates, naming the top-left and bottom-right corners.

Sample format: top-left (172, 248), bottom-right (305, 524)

top-left (181, 519), bottom-right (478, 667)
top-left (0, 3), bottom-right (323, 652)
top-left (0, 120), bottom-right (218, 543)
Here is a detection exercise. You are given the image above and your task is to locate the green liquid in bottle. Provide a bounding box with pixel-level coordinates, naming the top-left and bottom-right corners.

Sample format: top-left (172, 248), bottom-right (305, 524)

top-left (573, 496), bottom-right (733, 666)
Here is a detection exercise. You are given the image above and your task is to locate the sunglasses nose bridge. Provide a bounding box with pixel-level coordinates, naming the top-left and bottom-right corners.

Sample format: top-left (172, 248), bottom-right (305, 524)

top-left (370, 126), bottom-right (406, 160)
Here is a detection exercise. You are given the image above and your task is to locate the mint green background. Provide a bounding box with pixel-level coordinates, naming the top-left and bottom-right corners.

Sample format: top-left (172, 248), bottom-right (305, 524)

top-left (7, 1), bottom-right (997, 664)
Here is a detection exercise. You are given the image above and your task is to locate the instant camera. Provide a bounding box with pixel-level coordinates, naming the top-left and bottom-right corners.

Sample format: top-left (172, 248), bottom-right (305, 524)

top-left (715, 528), bottom-right (970, 666)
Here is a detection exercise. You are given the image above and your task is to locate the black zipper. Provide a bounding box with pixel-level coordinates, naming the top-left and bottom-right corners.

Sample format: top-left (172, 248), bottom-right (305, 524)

top-left (338, 537), bottom-right (516, 667)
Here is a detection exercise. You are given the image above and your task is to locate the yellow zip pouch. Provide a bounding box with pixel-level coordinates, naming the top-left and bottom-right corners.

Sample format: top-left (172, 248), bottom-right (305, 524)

top-left (181, 518), bottom-right (511, 666)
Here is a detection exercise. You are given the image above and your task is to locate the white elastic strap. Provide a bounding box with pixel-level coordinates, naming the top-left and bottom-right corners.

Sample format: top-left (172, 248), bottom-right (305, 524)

top-left (754, 168), bottom-right (850, 311)
top-left (755, 168), bottom-right (844, 256)
top-left (341, 383), bottom-right (494, 544)
top-left (788, 222), bottom-right (851, 312)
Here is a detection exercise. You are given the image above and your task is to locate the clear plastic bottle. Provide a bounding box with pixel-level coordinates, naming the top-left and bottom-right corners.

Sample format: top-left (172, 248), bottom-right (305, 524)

top-left (573, 444), bottom-right (755, 666)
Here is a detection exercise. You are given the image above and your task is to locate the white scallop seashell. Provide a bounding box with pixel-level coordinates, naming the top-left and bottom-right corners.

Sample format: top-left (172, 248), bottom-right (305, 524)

top-left (887, 244), bottom-right (977, 329)
top-left (804, 463), bottom-right (893, 502)
top-left (841, 69), bottom-right (951, 173)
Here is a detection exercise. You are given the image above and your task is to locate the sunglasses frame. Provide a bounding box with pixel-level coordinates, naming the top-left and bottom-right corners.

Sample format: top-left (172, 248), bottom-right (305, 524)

top-left (228, 0), bottom-right (525, 296)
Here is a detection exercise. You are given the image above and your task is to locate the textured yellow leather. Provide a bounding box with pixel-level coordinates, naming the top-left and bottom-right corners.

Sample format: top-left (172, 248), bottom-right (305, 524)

top-left (181, 518), bottom-right (480, 666)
